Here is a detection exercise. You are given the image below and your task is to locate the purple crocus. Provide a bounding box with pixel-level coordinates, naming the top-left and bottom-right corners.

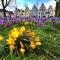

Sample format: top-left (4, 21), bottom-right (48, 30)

top-left (0, 20), bottom-right (5, 25)
top-left (11, 20), bottom-right (18, 24)
top-left (48, 17), bottom-right (60, 21)
top-left (4, 24), bottom-right (12, 28)
top-left (38, 23), bottom-right (44, 27)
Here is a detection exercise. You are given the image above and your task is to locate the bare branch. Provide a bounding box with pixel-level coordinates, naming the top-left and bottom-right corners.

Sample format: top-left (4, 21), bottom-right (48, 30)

top-left (1, 0), bottom-right (4, 7)
top-left (4, 0), bottom-right (11, 8)
top-left (6, 0), bottom-right (7, 4)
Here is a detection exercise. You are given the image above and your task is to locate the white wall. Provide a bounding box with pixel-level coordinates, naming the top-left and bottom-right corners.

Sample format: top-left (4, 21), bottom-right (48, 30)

top-left (0, 12), bottom-right (3, 16)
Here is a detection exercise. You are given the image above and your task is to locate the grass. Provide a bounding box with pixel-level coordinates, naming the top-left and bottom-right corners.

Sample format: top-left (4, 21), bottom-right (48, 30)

top-left (0, 23), bottom-right (60, 60)
top-left (33, 25), bottom-right (60, 60)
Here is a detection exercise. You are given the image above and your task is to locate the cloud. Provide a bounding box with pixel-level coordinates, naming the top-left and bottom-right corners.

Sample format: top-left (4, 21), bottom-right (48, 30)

top-left (0, 0), bottom-right (16, 9)
top-left (0, 0), bottom-right (3, 9)
top-left (28, 4), bottom-right (33, 10)
top-left (38, 0), bottom-right (56, 9)
top-left (26, 0), bottom-right (56, 10)
top-left (6, 0), bottom-right (16, 11)
top-left (0, 0), bottom-right (56, 11)
top-left (45, 0), bottom-right (56, 9)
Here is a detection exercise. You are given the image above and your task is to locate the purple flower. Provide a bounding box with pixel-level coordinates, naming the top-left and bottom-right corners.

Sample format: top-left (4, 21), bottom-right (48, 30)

top-left (48, 17), bottom-right (60, 21)
top-left (4, 24), bottom-right (12, 28)
top-left (38, 23), bottom-right (44, 27)
top-left (11, 20), bottom-right (18, 24)
top-left (38, 17), bottom-right (48, 23)
top-left (0, 20), bottom-right (5, 25)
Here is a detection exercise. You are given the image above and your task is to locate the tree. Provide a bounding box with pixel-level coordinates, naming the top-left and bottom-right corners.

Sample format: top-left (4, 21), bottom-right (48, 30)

top-left (1, 0), bottom-right (11, 17)
top-left (55, 0), bottom-right (60, 17)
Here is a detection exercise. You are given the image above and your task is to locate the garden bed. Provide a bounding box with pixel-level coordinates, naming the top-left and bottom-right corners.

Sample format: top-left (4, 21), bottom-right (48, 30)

top-left (0, 17), bottom-right (60, 60)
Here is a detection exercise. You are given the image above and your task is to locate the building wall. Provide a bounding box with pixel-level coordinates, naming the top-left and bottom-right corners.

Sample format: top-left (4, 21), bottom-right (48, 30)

top-left (0, 11), bottom-right (14, 17)
top-left (38, 11), bottom-right (46, 18)
top-left (24, 10), bottom-right (30, 17)
top-left (48, 5), bottom-right (55, 17)
top-left (0, 12), bottom-right (3, 16)
top-left (17, 4), bottom-right (55, 18)
top-left (19, 8), bottom-right (31, 17)
top-left (30, 5), bottom-right (38, 18)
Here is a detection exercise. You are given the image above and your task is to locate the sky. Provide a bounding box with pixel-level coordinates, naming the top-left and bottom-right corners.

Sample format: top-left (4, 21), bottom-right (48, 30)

top-left (16, 0), bottom-right (56, 9)
top-left (0, 0), bottom-right (56, 11)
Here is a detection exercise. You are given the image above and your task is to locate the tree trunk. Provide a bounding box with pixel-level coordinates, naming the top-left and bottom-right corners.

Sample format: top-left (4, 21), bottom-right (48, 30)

top-left (1, 0), bottom-right (6, 17)
top-left (59, 0), bottom-right (60, 17)
top-left (1, 0), bottom-right (11, 17)
top-left (3, 8), bottom-right (6, 17)
top-left (55, 2), bottom-right (58, 17)
top-left (55, 0), bottom-right (60, 17)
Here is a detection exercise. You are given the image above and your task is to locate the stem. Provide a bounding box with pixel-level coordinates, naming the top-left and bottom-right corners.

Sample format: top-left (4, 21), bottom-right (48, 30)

top-left (10, 49), bottom-right (13, 60)
top-left (21, 55), bottom-right (24, 60)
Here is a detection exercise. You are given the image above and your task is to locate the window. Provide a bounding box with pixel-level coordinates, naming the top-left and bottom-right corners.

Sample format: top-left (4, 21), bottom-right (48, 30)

top-left (41, 13), bottom-right (42, 15)
top-left (43, 12), bottom-right (44, 15)
top-left (39, 16), bottom-right (40, 18)
top-left (42, 9), bottom-right (43, 11)
top-left (39, 12), bottom-right (40, 15)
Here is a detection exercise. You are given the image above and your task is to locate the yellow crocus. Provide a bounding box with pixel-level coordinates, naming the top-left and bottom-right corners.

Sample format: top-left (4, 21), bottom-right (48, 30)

top-left (19, 32), bottom-right (24, 36)
top-left (34, 37), bottom-right (40, 42)
top-left (28, 31), bottom-right (35, 37)
top-left (24, 21), bottom-right (29, 25)
top-left (26, 29), bottom-right (30, 33)
top-left (20, 48), bottom-right (25, 55)
top-left (0, 35), bottom-right (3, 41)
top-left (9, 45), bottom-right (15, 51)
top-left (34, 37), bottom-right (41, 46)
top-left (30, 22), bottom-right (32, 24)
top-left (9, 28), bottom-right (19, 38)
top-left (9, 35), bottom-right (16, 41)
top-left (35, 42), bottom-right (41, 46)
top-left (19, 26), bottom-right (25, 36)
top-left (6, 37), bottom-right (15, 45)
top-left (19, 26), bottom-right (25, 32)
top-left (30, 42), bottom-right (36, 49)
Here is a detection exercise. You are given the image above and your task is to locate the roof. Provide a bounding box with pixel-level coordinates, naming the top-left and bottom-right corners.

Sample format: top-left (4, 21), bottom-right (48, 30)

top-left (25, 7), bottom-right (30, 11)
top-left (39, 3), bottom-right (46, 10)
top-left (32, 5), bottom-right (38, 11)
top-left (48, 5), bottom-right (53, 9)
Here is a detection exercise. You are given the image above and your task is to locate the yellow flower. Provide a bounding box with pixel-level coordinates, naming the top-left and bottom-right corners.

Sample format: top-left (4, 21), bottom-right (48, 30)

top-left (34, 37), bottom-right (40, 42)
top-left (24, 21), bottom-right (29, 25)
top-left (6, 37), bottom-right (15, 45)
top-left (6, 37), bottom-right (15, 51)
top-left (19, 26), bottom-right (25, 32)
top-left (30, 42), bottom-right (36, 49)
top-left (9, 35), bottom-right (16, 41)
top-left (20, 42), bottom-right (24, 48)
top-left (26, 29), bottom-right (30, 33)
top-left (19, 26), bottom-right (25, 36)
top-left (19, 32), bottom-right (24, 36)
top-left (30, 22), bottom-right (32, 24)
top-left (34, 37), bottom-right (42, 46)
top-left (28, 31), bottom-right (35, 37)
top-left (20, 48), bottom-right (25, 55)
top-left (35, 42), bottom-right (41, 46)
top-left (9, 45), bottom-right (15, 51)
top-left (9, 28), bottom-right (19, 38)
top-left (0, 35), bottom-right (3, 41)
